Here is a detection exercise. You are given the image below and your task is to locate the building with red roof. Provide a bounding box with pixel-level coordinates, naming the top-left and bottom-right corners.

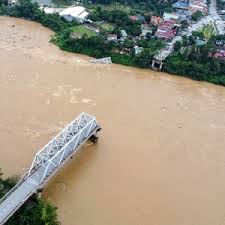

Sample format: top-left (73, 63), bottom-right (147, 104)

top-left (155, 19), bottom-right (178, 41)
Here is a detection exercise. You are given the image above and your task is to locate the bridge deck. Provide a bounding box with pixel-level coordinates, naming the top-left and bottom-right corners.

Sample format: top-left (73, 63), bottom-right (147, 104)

top-left (0, 113), bottom-right (101, 224)
top-left (0, 179), bottom-right (37, 223)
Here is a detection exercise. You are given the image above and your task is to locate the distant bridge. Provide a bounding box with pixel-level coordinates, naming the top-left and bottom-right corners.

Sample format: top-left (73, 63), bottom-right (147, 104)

top-left (0, 113), bottom-right (101, 224)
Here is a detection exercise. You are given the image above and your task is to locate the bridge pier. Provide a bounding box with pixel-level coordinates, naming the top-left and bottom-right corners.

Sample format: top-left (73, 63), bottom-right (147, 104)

top-left (89, 127), bottom-right (101, 143)
top-left (151, 59), bottom-right (163, 71)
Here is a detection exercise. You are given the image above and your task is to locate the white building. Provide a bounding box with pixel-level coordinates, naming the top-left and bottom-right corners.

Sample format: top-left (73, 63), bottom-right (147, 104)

top-left (59, 6), bottom-right (89, 23)
top-left (121, 30), bottom-right (128, 38)
top-left (8, 0), bottom-right (17, 5)
top-left (163, 12), bottom-right (179, 20)
top-left (134, 45), bottom-right (143, 55)
top-left (107, 34), bottom-right (118, 42)
top-left (40, 6), bottom-right (62, 14)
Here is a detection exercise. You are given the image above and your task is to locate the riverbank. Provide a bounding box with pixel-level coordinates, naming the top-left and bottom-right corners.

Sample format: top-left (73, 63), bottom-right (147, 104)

top-left (1, 1), bottom-right (225, 86)
top-left (1, 16), bottom-right (225, 225)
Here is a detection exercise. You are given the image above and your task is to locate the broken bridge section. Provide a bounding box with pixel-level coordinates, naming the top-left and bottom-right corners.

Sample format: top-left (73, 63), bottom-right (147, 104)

top-left (0, 113), bottom-right (101, 225)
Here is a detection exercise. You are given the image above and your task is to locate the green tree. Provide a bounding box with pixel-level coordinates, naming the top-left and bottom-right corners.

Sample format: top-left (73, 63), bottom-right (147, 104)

top-left (191, 11), bottom-right (203, 22)
top-left (192, 31), bottom-right (204, 39)
top-left (180, 20), bottom-right (189, 29)
top-left (174, 41), bottom-right (182, 52)
top-left (135, 49), bottom-right (154, 68)
top-left (182, 35), bottom-right (189, 46)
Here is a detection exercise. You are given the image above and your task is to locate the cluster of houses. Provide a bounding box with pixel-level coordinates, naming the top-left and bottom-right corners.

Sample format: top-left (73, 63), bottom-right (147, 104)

top-left (106, 23), bottom-right (151, 55)
top-left (105, 9), bottom-right (187, 54)
top-left (152, 0), bottom-right (209, 41)
top-left (106, 30), bottom-right (145, 55)
top-left (153, 10), bottom-right (189, 41)
top-left (40, 2), bottom-right (225, 59)
top-left (57, 5), bottom-right (225, 61)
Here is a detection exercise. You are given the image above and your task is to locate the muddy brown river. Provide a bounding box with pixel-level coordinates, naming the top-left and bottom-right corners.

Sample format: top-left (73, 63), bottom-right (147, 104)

top-left (1, 16), bottom-right (225, 225)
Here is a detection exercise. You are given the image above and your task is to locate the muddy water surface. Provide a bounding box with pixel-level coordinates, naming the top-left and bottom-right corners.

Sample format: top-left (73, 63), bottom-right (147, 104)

top-left (1, 16), bottom-right (225, 225)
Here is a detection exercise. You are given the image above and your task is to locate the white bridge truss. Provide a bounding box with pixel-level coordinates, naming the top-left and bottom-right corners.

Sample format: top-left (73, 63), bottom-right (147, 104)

top-left (0, 113), bottom-right (101, 225)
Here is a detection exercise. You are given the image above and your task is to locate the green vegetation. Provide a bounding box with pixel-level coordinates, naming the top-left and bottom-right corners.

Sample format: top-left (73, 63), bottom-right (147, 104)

top-left (0, 169), bottom-right (59, 225)
top-left (53, 29), bottom-right (164, 67)
top-left (165, 36), bottom-right (225, 86)
top-left (72, 25), bottom-right (96, 37)
top-left (86, 2), bottom-right (132, 14)
top-left (191, 11), bottom-right (204, 21)
top-left (85, 0), bottom-right (176, 15)
top-left (88, 7), bottom-right (142, 36)
top-left (165, 53), bottom-right (225, 85)
top-left (97, 22), bottom-right (115, 31)
top-left (180, 20), bottom-right (189, 29)
top-left (201, 23), bottom-right (216, 40)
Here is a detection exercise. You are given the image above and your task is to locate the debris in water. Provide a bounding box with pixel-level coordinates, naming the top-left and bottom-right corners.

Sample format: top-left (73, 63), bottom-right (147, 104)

top-left (90, 57), bottom-right (112, 64)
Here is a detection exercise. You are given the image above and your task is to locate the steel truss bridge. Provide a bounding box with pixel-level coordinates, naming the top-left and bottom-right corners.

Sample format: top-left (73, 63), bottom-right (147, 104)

top-left (0, 113), bottom-right (101, 225)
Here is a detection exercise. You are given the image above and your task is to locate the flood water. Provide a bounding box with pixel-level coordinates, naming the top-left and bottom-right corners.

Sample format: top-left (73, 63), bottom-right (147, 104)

top-left (1, 16), bottom-right (225, 225)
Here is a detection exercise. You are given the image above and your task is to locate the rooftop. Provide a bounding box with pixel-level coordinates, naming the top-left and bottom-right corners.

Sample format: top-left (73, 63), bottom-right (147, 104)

top-left (155, 19), bottom-right (177, 40)
top-left (60, 6), bottom-right (89, 19)
top-left (173, 1), bottom-right (189, 8)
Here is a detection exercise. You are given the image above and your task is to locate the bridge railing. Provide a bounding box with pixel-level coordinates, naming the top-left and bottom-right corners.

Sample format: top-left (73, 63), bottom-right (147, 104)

top-left (24, 113), bottom-right (97, 179)
top-left (36, 115), bottom-right (100, 186)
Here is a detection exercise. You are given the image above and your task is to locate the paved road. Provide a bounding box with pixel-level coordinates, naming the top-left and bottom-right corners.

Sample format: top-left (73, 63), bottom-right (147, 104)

top-left (208, 0), bottom-right (225, 34)
top-left (154, 36), bottom-right (182, 61)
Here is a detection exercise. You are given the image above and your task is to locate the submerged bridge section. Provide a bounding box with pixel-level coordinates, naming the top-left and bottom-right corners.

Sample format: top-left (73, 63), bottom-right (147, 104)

top-left (0, 113), bottom-right (101, 225)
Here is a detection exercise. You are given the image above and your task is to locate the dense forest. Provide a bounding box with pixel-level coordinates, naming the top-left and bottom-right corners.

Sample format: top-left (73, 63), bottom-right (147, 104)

top-left (0, 169), bottom-right (59, 225)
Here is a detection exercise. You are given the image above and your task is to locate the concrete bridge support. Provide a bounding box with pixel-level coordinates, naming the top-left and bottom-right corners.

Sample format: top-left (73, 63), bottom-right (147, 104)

top-left (89, 127), bottom-right (101, 143)
top-left (151, 59), bottom-right (164, 71)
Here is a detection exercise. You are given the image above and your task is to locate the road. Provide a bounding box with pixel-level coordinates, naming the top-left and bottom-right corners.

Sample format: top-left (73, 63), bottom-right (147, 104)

top-left (154, 0), bottom-right (225, 62)
top-left (154, 36), bottom-right (182, 61)
top-left (208, 0), bottom-right (225, 34)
